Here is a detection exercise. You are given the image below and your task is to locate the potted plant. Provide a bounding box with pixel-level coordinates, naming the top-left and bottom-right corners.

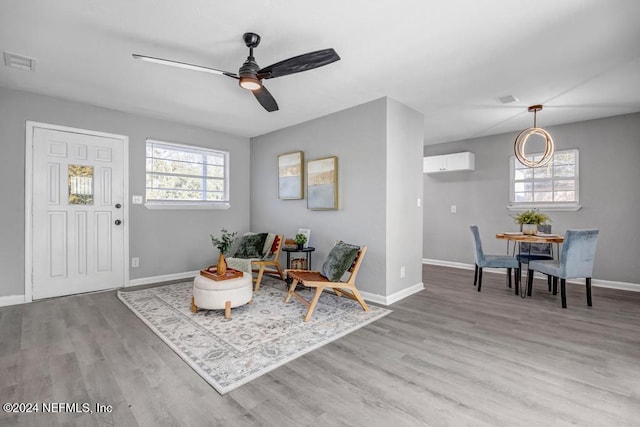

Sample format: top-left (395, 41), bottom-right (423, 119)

top-left (513, 209), bottom-right (551, 235)
top-left (210, 228), bottom-right (238, 274)
top-left (294, 233), bottom-right (307, 249)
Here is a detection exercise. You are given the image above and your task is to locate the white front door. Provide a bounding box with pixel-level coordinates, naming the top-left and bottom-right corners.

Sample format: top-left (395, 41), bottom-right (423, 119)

top-left (30, 125), bottom-right (127, 299)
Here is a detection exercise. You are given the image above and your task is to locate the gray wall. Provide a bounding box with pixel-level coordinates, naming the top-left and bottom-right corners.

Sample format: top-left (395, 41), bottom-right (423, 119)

top-left (386, 98), bottom-right (424, 294)
top-left (250, 98), bottom-right (389, 296)
top-left (423, 112), bottom-right (640, 284)
top-left (0, 86), bottom-right (250, 298)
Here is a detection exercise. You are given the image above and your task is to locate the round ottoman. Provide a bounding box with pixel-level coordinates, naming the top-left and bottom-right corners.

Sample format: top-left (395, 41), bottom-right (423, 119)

top-left (191, 272), bottom-right (253, 319)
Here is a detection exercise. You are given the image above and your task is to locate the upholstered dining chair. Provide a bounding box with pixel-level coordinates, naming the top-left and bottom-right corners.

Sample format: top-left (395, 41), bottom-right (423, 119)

top-left (517, 224), bottom-right (554, 291)
top-left (470, 225), bottom-right (520, 293)
top-left (527, 229), bottom-right (599, 309)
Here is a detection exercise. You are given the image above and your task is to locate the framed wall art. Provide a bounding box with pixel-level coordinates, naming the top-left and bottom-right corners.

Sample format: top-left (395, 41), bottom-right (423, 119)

top-left (278, 151), bottom-right (304, 200)
top-left (307, 156), bottom-right (338, 210)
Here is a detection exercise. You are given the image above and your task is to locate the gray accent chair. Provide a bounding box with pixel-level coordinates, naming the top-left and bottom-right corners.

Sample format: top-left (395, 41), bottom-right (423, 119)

top-left (470, 225), bottom-right (520, 293)
top-left (527, 229), bottom-right (599, 308)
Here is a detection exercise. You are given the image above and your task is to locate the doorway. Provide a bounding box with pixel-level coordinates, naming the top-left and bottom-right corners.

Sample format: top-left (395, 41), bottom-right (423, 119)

top-left (25, 122), bottom-right (129, 300)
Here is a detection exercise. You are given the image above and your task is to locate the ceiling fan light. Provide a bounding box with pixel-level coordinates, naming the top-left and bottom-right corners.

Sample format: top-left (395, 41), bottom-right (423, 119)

top-left (239, 77), bottom-right (261, 91)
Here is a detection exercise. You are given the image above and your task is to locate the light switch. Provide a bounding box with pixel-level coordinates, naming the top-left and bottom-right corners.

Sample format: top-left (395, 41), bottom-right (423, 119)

top-left (132, 195), bottom-right (143, 204)
top-left (451, 205), bottom-right (457, 214)
top-left (417, 198), bottom-right (421, 207)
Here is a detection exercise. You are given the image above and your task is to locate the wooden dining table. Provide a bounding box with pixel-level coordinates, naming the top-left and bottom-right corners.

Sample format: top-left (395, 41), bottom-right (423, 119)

top-left (496, 232), bottom-right (564, 297)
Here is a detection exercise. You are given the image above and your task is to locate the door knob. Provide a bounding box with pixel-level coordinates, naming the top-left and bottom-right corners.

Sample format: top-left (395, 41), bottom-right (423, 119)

top-left (115, 203), bottom-right (121, 209)
top-left (115, 220), bottom-right (122, 225)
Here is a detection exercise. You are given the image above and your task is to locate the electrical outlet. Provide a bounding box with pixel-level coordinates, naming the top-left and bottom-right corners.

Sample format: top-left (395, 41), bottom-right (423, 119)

top-left (131, 257), bottom-right (140, 268)
top-left (400, 266), bottom-right (406, 278)
top-left (451, 205), bottom-right (457, 214)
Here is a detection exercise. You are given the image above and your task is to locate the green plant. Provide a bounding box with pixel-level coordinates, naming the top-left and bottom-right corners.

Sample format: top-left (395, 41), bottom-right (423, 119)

top-left (294, 233), bottom-right (307, 245)
top-left (512, 209), bottom-right (551, 226)
top-left (210, 228), bottom-right (238, 255)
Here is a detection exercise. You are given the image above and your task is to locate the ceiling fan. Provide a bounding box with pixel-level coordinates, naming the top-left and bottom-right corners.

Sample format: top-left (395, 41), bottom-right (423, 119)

top-left (132, 32), bottom-right (340, 112)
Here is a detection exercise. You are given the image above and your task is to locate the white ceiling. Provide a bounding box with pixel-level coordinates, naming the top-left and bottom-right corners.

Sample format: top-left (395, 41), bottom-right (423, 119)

top-left (1, 0), bottom-right (639, 145)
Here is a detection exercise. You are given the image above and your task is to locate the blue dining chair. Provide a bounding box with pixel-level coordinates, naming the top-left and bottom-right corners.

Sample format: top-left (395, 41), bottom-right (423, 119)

top-left (470, 225), bottom-right (520, 293)
top-left (527, 229), bottom-right (599, 308)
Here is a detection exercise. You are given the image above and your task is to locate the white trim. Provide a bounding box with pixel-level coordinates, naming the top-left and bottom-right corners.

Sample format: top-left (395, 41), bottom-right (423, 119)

top-left (422, 259), bottom-right (640, 292)
top-left (360, 282), bottom-right (425, 306)
top-left (144, 202), bottom-right (230, 210)
top-left (25, 121), bottom-right (130, 303)
top-left (507, 204), bottom-right (581, 212)
top-left (128, 270), bottom-right (199, 287)
top-left (0, 295), bottom-right (26, 307)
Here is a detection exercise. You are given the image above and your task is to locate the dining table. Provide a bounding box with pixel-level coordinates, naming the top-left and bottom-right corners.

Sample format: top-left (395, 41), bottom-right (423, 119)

top-left (496, 232), bottom-right (564, 297)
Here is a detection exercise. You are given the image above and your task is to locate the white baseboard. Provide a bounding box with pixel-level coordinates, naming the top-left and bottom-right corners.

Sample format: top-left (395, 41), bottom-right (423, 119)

top-left (360, 282), bottom-right (424, 306)
top-left (0, 294), bottom-right (26, 307)
top-left (423, 258), bottom-right (640, 292)
top-left (129, 270), bottom-right (199, 287)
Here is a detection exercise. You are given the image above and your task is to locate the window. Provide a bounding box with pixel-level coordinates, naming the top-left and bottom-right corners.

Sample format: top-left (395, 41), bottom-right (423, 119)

top-left (509, 148), bottom-right (580, 211)
top-left (145, 139), bottom-right (229, 209)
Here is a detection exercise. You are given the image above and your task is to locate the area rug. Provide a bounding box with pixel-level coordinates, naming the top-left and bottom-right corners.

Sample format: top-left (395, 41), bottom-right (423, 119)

top-left (117, 276), bottom-right (391, 394)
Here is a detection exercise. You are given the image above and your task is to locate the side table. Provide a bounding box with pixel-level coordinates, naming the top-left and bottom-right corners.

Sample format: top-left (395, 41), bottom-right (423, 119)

top-left (282, 246), bottom-right (316, 270)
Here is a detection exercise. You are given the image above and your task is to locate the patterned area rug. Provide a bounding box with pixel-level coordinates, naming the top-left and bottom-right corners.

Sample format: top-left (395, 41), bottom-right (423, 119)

top-left (117, 276), bottom-right (391, 394)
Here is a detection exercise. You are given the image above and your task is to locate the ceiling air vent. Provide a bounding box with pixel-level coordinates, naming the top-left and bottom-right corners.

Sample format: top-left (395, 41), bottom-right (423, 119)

top-left (498, 95), bottom-right (518, 104)
top-left (4, 51), bottom-right (36, 71)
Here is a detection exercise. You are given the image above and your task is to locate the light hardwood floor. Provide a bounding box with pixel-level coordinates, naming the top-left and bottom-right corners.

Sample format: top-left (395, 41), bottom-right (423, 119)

top-left (1, 265), bottom-right (639, 426)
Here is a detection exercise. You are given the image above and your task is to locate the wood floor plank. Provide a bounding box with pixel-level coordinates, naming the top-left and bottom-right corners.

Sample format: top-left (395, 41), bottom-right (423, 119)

top-left (1, 265), bottom-right (639, 426)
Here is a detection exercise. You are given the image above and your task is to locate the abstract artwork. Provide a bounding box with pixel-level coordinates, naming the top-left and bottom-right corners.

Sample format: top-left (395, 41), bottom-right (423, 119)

top-left (278, 151), bottom-right (303, 199)
top-left (307, 156), bottom-right (337, 210)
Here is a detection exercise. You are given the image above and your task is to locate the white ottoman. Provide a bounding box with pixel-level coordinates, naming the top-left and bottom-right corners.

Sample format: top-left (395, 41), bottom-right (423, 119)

top-left (191, 272), bottom-right (253, 319)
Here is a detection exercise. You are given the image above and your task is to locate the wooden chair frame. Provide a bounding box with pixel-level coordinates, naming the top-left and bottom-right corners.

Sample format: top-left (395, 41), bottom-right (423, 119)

top-left (284, 246), bottom-right (369, 322)
top-left (252, 234), bottom-right (285, 292)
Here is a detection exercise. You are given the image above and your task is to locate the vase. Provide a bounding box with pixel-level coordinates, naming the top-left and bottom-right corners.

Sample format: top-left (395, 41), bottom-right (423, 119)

top-left (522, 224), bottom-right (538, 235)
top-left (216, 253), bottom-right (227, 275)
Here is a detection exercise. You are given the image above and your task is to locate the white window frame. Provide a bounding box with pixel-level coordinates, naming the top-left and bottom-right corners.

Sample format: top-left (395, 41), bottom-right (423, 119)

top-left (144, 139), bottom-right (230, 210)
top-left (508, 148), bottom-right (581, 211)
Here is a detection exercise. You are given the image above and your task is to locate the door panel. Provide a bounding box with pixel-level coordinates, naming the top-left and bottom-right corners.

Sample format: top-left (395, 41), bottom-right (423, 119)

top-left (32, 127), bottom-right (125, 299)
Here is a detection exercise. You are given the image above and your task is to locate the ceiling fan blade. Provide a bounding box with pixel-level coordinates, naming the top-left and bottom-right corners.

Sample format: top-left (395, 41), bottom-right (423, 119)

top-left (252, 85), bottom-right (279, 112)
top-left (257, 48), bottom-right (340, 79)
top-left (132, 54), bottom-right (238, 79)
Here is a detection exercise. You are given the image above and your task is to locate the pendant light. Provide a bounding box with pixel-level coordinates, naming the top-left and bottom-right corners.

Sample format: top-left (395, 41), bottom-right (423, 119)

top-left (514, 105), bottom-right (554, 168)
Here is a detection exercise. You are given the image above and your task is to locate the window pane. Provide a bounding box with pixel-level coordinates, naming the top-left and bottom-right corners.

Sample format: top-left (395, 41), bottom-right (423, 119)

top-left (554, 180), bottom-right (575, 191)
top-left (554, 191), bottom-right (576, 202)
top-left (68, 165), bottom-right (94, 205)
top-left (554, 164), bottom-right (575, 178)
top-left (533, 180), bottom-right (552, 192)
top-left (206, 178), bottom-right (224, 192)
top-left (207, 154), bottom-right (224, 166)
top-left (515, 182), bottom-right (533, 192)
top-left (206, 165), bottom-right (225, 178)
top-left (533, 165), bottom-right (552, 179)
top-left (514, 168), bottom-right (533, 180)
top-left (146, 140), bottom-right (229, 203)
top-left (511, 149), bottom-right (578, 207)
top-left (534, 191), bottom-right (552, 202)
top-left (147, 174), bottom-right (204, 191)
top-left (514, 192), bottom-right (532, 202)
top-left (206, 192), bottom-right (224, 201)
top-left (152, 158), bottom-right (203, 176)
top-left (554, 151), bottom-right (575, 165)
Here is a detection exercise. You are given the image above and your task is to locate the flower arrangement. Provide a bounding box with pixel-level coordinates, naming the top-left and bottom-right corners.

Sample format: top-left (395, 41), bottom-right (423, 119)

top-left (210, 228), bottom-right (238, 255)
top-left (513, 209), bottom-right (551, 226)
